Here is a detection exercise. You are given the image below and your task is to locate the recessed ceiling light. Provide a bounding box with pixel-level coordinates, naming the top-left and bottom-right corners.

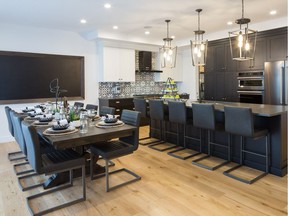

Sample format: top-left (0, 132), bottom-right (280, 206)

top-left (145, 31), bottom-right (150, 35)
top-left (227, 21), bottom-right (233, 25)
top-left (270, 10), bottom-right (277, 15)
top-left (80, 19), bottom-right (87, 24)
top-left (113, 26), bottom-right (118, 30)
top-left (104, 3), bottom-right (111, 9)
top-left (171, 35), bottom-right (175, 39)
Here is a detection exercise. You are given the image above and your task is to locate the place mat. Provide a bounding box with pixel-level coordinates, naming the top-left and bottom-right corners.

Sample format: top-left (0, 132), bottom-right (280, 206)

top-left (31, 121), bottom-right (53, 127)
top-left (43, 126), bottom-right (78, 136)
top-left (93, 115), bottom-right (101, 121)
top-left (24, 116), bottom-right (40, 122)
top-left (97, 120), bottom-right (124, 126)
top-left (95, 121), bottom-right (125, 128)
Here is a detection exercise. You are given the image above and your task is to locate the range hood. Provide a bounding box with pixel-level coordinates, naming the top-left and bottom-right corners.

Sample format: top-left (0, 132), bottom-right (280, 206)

top-left (137, 51), bottom-right (163, 73)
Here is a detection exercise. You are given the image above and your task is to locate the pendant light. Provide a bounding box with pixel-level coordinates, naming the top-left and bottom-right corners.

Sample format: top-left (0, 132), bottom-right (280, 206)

top-left (190, 9), bottom-right (208, 66)
top-left (160, 20), bottom-right (177, 68)
top-left (229, 0), bottom-right (257, 61)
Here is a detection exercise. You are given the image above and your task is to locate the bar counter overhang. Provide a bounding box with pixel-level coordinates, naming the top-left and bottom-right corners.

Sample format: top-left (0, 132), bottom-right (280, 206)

top-left (150, 100), bottom-right (288, 177)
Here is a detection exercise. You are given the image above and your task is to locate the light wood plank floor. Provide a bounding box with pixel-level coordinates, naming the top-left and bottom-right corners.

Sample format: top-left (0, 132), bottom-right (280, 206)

top-left (0, 126), bottom-right (287, 216)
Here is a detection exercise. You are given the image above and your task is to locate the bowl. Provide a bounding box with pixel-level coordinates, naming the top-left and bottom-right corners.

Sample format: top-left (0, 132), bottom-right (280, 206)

top-left (52, 124), bottom-right (69, 130)
top-left (39, 116), bottom-right (53, 122)
top-left (104, 118), bottom-right (118, 124)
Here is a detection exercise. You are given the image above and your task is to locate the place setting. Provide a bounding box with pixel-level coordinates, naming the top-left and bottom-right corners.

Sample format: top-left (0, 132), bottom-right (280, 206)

top-left (95, 115), bottom-right (124, 128)
top-left (31, 114), bottom-right (54, 126)
top-left (43, 119), bottom-right (78, 136)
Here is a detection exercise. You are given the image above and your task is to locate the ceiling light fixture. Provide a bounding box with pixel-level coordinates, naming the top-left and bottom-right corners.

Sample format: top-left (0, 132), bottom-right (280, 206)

top-left (228, 0), bottom-right (257, 61)
top-left (227, 21), bottom-right (233, 25)
top-left (145, 31), bottom-right (150, 35)
top-left (113, 26), bottom-right (118, 30)
top-left (80, 19), bottom-right (87, 24)
top-left (270, 10), bottom-right (277, 15)
top-left (104, 3), bottom-right (111, 9)
top-left (190, 9), bottom-right (208, 66)
top-left (159, 20), bottom-right (177, 68)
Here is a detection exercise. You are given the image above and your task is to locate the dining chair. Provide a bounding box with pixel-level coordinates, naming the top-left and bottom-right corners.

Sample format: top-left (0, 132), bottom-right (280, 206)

top-left (90, 109), bottom-right (141, 192)
top-left (99, 106), bottom-right (116, 116)
top-left (21, 121), bottom-right (86, 215)
top-left (85, 104), bottom-right (98, 112)
top-left (5, 106), bottom-right (26, 161)
top-left (74, 101), bottom-right (84, 108)
top-left (11, 112), bottom-right (56, 191)
top-left (10, 111), bottom-right (34, 176)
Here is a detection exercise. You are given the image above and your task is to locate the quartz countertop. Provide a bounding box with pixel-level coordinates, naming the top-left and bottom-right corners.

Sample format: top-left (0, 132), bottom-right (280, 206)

top-left (186, 100), bottom-right (288, 117)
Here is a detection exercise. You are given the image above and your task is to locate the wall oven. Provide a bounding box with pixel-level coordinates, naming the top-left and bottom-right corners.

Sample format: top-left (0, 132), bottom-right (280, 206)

top-left (237, 71), bottom-right (265, 104)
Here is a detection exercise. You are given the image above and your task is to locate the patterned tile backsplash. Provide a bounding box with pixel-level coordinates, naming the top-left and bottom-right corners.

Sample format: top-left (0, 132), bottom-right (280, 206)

top-left (99, 72), bottom-right (164, 98)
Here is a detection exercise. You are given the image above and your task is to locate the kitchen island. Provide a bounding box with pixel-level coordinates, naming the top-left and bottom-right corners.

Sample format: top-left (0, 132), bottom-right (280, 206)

top-left (150, 100), bottom-right (288, 177)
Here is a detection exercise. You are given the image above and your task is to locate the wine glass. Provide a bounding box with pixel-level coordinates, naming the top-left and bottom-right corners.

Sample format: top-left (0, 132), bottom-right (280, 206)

top-left (87, 110), bottom-right (96, 126)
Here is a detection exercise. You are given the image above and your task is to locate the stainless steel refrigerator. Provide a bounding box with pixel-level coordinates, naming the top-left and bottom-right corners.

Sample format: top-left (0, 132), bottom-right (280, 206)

top-left (264, 60), bottom-right (288, 105)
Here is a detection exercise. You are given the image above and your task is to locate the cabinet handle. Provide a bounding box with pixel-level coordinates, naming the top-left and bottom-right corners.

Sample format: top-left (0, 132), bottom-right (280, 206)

top-left (116, 109), bottom-right (120, 112)
top-left (116, 101), bottom-right (120, 104)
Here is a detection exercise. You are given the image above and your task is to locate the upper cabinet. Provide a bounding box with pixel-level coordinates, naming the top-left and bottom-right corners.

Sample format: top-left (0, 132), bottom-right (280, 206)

top-left (99, 47), bottom-right (135, 82)
top-left (155, 52), bottom-right (183, 82)
top-left (205, 41), bottom-right (237, 73)
top-left (266, 33), bottom-right (287, 61)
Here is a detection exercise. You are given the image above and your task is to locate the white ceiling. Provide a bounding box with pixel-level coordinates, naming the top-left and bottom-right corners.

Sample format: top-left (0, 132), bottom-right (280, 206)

top-left (0, 0), bottom-right (287, 45)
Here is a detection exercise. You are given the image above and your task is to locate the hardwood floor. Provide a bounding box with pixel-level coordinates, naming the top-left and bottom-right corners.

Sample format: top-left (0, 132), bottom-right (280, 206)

top-left (0, 126), bottom-right (287, 216)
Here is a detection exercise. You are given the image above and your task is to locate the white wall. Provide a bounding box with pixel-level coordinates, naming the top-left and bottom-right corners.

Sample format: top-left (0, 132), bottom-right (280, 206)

top-left (177, 48), bottom-right (198, 101)
top-left (0, 23), bottom-right (98, 143)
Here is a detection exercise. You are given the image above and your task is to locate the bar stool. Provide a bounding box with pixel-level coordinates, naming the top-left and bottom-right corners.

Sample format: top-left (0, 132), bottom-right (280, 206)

top-left (133, 98), bottom-right (159, 145)
top-left (192, 103), bottom-right (230, 170)
top-left (148, 100), bottom-right (178, 152)
top-left (224, 106), bottom-right (270, 184)
top-left (167, 101), bottom-right (202, 160)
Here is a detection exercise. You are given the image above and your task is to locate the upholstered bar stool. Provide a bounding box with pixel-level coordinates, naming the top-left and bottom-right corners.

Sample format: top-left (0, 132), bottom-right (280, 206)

top-left (167, 101), bottom-right (201, 160)
top-left (148, 99), bottom-right (178, 151)
top-left (192, 103), bottom-right (230, 170)
top-left (133, 98), bottom-right (159, 145)
top-left (224, 106), bottom-right (270, 184)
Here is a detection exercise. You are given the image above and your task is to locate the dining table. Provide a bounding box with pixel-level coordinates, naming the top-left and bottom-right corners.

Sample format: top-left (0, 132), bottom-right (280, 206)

top-left (35, 120), bottom-right (138, 189)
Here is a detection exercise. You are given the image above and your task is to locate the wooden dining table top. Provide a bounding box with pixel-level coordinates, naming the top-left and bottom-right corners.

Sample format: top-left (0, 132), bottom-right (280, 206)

top-left (37, 123), bottom-right (137, 150)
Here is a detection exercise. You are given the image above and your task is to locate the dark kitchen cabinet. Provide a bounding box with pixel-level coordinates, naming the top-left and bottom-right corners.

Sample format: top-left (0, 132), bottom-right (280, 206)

top-left (204, 72), bottom-right (238, 102)
top-left (206, 41), bottom-right (236, 73)
top-left (99, 98), bottom-right (134, 116)
top-left (204, 27), bottom-right (287, 103)
top-left (267, 33), bottom-right (287, 61)
top-left (204, 74), bottom-right (215, 100)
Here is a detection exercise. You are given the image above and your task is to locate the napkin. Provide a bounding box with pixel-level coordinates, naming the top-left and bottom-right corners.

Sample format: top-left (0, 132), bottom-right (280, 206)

top-left (34, 108), bottom-right (42, 114)
top-left (52, 119), bottom-right (68, 126)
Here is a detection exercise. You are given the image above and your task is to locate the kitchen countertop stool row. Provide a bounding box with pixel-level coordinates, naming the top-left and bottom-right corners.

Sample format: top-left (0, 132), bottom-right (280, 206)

top-left (134, 99), bottom-right (271, 184)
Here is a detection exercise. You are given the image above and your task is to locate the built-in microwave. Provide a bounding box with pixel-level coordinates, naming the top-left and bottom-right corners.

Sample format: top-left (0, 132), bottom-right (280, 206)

top-left (237, 71), bottom-right (264, 91)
